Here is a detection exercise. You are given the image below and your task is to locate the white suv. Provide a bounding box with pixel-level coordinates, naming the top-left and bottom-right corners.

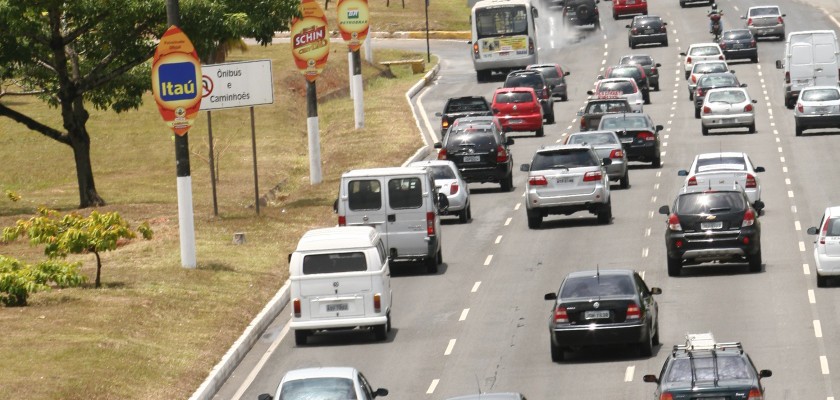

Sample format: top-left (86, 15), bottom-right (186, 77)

top-left (807, 206), bottom-right (840, 287)
top-left (521, 144), bottom-right (612, 228)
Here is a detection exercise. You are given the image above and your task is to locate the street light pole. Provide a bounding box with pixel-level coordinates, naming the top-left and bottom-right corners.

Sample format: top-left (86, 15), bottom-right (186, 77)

top-left (425, 0), bottom-right (430, 63)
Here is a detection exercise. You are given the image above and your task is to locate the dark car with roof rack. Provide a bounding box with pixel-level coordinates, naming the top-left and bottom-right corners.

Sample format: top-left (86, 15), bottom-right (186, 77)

top-left (435, 96), bottom-right (493, 135)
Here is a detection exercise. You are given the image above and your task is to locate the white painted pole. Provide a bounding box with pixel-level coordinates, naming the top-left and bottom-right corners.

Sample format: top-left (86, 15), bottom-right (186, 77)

top-left (176, 176), bottom-right (197, 268)
top-left (364, 36), bottom-right (373, 63)
top-left (348, 50), bottom-right (355, 99)
top-left (353, 74), bottom-right (364, 128)
top-left (307, 116), bottom-right (322, 184)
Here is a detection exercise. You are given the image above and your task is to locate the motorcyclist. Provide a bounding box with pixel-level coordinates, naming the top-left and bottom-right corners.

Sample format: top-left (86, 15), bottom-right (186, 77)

top-left (707, 3), bottom-right (723, 34)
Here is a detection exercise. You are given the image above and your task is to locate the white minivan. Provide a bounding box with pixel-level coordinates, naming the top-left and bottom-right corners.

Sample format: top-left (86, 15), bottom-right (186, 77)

top-left (335, 167), bottom-right (447, 273)
top-left (289, 226), bottom-right (392, 345)
top-left (775, 30), bottom-right (840, 109)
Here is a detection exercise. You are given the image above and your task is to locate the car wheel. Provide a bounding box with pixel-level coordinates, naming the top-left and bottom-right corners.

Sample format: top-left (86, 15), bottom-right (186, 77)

top-left (654, 83), bottom-right (660, 92)
top-left (536, 127), bottom-right (545, 137)
top-left (458, 206), bottom-right (469, 223)
top-left (629, 39), bottom-right (635, 49)
top-left (785, 97), bottom-right (795, 109)
top-left (748, 123), bottom-right (756, 134)
top-left (527, 210), bottom-right (542, 229)
top-left (751, 56), bottom-right (758, 63)
top-left (613, 12), bottom-right (618, 20)
top-left (662, 39), bottom-right (668, 47)
top-left (652, 156), bottom-right (661, 168)
top-left (547, 110), bottom-right (555, 124)
top-left (561, 94), bottom-right (569, 102)
top-left (373, 323), bottom-right (388, 341)
top-left (386, 312), bottom-right (392, 332)
top-left (694, 107), bottom-right (701, 119)
top-left (620, 172), bottom-right (630, 189)
top-left (748, 247), bottom-right (762, 272)
top-left (294, 330), bottom-right (309, 346)
top-left (701, 125), bottom-right (709, 136)
top-left (795, 123), bottom-right (803, 137)
top-left (644, 93), bottom-right (651, 104)
top-left (426, 248), bottom-right (441, 273)
top-left (550, 340), bottom-right (565, 362)
top-left (466, 203), bottom-right (472, 220)
top-left (688, 90), bottom-right (694, 101)
top-left (639, 331), bottom-right (654, 357)
top-left (817, 273), bottom-right (829, 288)
top-left (667, 256), bottom-right (682, 277)
top-left (597, 200), bottom-right (612, 224)
top-left (501, 173), bottom-right (513, 192)
top-left (652, 320), bottom-right (660, 345)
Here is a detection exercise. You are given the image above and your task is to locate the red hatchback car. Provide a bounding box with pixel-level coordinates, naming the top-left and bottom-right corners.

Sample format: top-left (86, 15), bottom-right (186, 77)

top-left (491, 87), bottom-right (545, 137)
top-left (611, 0), bottom-right (647, 20)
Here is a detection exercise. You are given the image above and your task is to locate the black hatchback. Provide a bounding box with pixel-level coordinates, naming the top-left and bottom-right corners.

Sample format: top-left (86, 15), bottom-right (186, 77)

top-left (504, 70), bottom-right (555, 124)
top-left (627, 15), bottom-right (668, 48)
top-left (434, 121), bottom-right (515, 191)
top-left (718, 29), bottom-right (758, 63)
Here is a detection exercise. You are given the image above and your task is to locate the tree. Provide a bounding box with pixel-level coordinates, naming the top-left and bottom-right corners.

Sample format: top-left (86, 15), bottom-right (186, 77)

top-left (0, 255), bottom-right (86, 307)
top-left (0, 0), bottom-right (299, 208)
top-left (3, 207), bottom-right (153, 289)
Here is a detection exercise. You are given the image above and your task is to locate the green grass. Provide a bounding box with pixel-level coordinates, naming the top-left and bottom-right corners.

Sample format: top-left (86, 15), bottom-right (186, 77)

top-left (324, 0), bottom-right (472, 32)
top-left (0, 43), bottom-right (434, 400)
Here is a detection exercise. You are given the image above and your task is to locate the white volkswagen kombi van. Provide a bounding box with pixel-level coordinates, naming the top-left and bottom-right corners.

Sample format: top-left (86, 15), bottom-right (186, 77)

top-left (289, 226), bottom-right (392, 345)
top-left (335, 167), bottom-right (447, 273)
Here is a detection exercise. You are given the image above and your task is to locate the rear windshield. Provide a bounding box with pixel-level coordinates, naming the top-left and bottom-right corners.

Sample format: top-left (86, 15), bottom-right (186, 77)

top-left (427, 165), bottom-right (456, 180)
top-left (698, 74), bottom-right (738, 88)
top-left (532, 66), bottom-right (559, 79)
top-left (505, 74), bottom-right (542, 89)
top-left (666, 356), bottom-right (752, 383)
top-left (560, 275), bottom-right (635, 298)
top-left (609, 67), bottom-right (641, 79)
top-left (620, 55), bottom-right (653, 65)
top-left (749, 6), bottom-right (780, 16)
top-left (689, 46), bottom-right (721, 56)
top-left (694, 63), bottom-right (727, 74)
top-left (348, 179), bottom-right (382, 211)
top-left (825, 218), bottom-right (840, 236)
top-left (723, 30), bottom-right (752, 40)
top-left (585, 101), bottom-right (629, 113)
top-left (598, 81), bottom-right (635, 94)
top-left (599, 116), bottom-right (649, 130)
top-left (633, 17), bottom-right (661, 26)
top-left (446, 130), bottom-right (497, 149)
top-left (675, 192), bottom-right (746, 214)
top-left (696, 156), bottom-right (746, 172)
top-left (802, 89), bottom-right (840, 101)
top-left (531, 149), bottom-right (597, 170)
top-left (475, 5), bottom-right (528, 39)
top-left (303, 252), bottom-right (367, 275)
top-left (279, 377), bottom-right (357, 400)
top-left (707, 90), bottom-right (747, 104)
top-left (388, 177), bottom-right (423, 209)
top-left (446, 98), bottom-right (489, 113)
top-left (495, 91), bottom-right (534, 103)
top-left (567, 132), bottom-right (618, 146)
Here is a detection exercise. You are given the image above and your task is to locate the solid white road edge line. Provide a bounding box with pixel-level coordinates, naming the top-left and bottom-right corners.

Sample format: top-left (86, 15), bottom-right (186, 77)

top-left (230, 320), bottom-right (292, 400)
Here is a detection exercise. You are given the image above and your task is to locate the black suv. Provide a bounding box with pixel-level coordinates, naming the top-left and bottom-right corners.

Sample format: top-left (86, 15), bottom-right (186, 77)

top-left (598, 113), bottom-right (663, 167)
top-left (619, 54), bottom-right (662, 91)
top-left (560, 0), bottom-right (601, 28)
top-left (435, 96), bottom-right (492, 135)
top-left (658, 187), bottom-right (764, 276)
top-left (504, 70), bottom-right (555, 124)
top-left (434, 119), bottom-right (515, 191)
top-left (643, 333), bottom-right (772, 400)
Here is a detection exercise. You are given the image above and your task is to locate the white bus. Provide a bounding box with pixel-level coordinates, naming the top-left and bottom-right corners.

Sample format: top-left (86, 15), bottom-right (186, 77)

top-left (470, 0), bottom-right (540, 83)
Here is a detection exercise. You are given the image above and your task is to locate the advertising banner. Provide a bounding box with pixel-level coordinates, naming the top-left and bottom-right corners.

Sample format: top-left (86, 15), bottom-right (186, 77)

top-left (291, 0), bottom-right (330, 82)
top-left (151, 26), bottom-right (202, 136)
top-left (337, 0), bottom-right (370, 52)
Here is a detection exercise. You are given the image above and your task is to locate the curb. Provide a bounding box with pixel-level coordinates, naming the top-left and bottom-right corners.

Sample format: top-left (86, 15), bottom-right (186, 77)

top-left (190, 60), bottom-right (441, 400)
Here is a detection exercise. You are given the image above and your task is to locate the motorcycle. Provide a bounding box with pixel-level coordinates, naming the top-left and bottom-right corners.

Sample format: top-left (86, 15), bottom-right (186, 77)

top-left (709, 13), bottom-right (722, 40)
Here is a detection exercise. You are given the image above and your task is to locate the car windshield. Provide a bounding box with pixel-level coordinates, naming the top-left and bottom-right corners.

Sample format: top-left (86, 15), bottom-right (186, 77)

top-left (586, 101), bottom-right (628, 113)
top-left (447, 99), bottom-right (489, 113)
top-left (723, 30), bottom-right (752, 40)
top-left (707, 90), bottom-right (747, 104)
top-left (665, 356), bottom-right (752, 383)
top-left (802, 89), bottom-right (840, 102)
top-left (600, 116), bottom-right (649, 130)
top-left (531, 149), bottom-right (597, 170)
top-left (609, 67), bottom-right (640, 79)
top-left (560, 275), bottom-right (636, 298)
top-left (749, 6), bottom-right (780, 17)
top-left (689, 46), bottom-right (720, 56)
top-left (506, 74), bottom-right (542, 89)
top-left (495, 91), bottom-right (534, 103)
top-left (427, 165), bottom-right (456, 180)
top-left (532, 66), bottom-right (559, 78)
top-left (620, 55), bottom-right (653, 65)
top-left (694, 63), bottom-right (727, 74)
top-left (567, 132), bottom-right (618, 146)
top-left (696, 156), bottom-right (747, 172)
top-left (279, 377), bottom-right (358, 400)
top-left (675, 192), bottom-right (746, 214)
top-left (599, 81), bottom-right (635, 94)
top-left (698, 75), bottom-right (738, 88)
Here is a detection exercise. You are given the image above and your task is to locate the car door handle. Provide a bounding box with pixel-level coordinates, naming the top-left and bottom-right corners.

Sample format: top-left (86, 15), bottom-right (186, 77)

top-left (388, 214), bottom-right (396, 222)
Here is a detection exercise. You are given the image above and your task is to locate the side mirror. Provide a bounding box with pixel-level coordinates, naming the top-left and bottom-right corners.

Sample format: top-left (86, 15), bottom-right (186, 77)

top-left (775, 60), bottom-right (783, 69)
top-left (587, 90), bottom-right (595, 95)
top-left (655, 63), bottom-right (662, 67)
top-left (663, 22), bottom-right (668, 26)
top-left (655, 125), bottom-right (664, 131)
top-left (658, 205), bottom-right (670, 215)
top-left (596, 75), bottom-right (605, 80)
top-left (679, 52), bottom-right (687, 56)
top-left (434, 142), bottom-right (443, 149)
top-left (467, 40), bottom-right (473, 45)
top-left (759, 370), bottom-right (773, 378)
top-left (532, 7), bottom-right (539, 18)
top-left (550, 84), bottom-right (557, 90)
top-left (374, 388), bottom-right (390, 398)
top-left (677, 170), bottom-right (688, 176)
top-left (650, 287), bottom-right (662, 295)
top-left (492, 108), bottom-right (501, 114)
top-left (258, 395), bottom-right (273, 400)
top-left (437, 192), bottom-right (450, 212)
top-left (740, 83), bottom-right (748, 87)
top-left (576, 110), bottom-right (584, 116)
top-left (752, 99), bottom-right (758, 104)
top-left (333, 198), bottom-right (339, 213)
top-left (754, 200), bottom-right (765, 212)
top-left (565, 71), bottom-right (571, 76)
top-left (781, 14), bottom-right (786, 17)
top-left (730, 70), bottom-right (736, 73)
top-left (741, 15), bottom-right (747, 19)
top-left (807, 227), bottom-right (819, 235)
top-left (507, 137), bottom-right (515, 145)
top-left (602, 158), bottom-right (612, 166)
top-left (754, 166), bottom-right (765, 172)
top-left (544, 292), bottom-right (557, 301)
top-left (625, 24), bottom-right (631, 28)
top-left (642, 375), bottom-right (659, 384)
top-left (520, 164), bottom-right (531, 172)
top-left (434, 111), bottom-right (442, 117)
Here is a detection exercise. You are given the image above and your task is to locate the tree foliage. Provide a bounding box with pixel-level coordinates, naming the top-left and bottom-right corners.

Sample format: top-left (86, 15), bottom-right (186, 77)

top-left (3, 207), bottom-right (153, 289)
top-left (0, 255), bottom-right (85, 307)
top-left (0, 0), bottom-right (299, 207)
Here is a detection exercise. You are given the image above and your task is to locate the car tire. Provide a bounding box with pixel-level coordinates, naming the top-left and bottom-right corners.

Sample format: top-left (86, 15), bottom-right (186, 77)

top-left (679, 0), bottom-right (685, 7)
top-left (748, 123), bottom-right (756, 134)
top-left (386, 312), bottom-right (392, 332)
top-left (613, 12), bottom-right (618, 20)
top-left (501, 173), bottom-right (514, 192)
top-left (629, 39), bottom-right (635, 49)
top-left (550, 340), bottom-right (565, 362)
top-left (688, 90), bottom-right (694, 101)
top-left (654, 83), bottom-right (660, 92)
top-left (652, 320), bottom-right (660, 345)
top-left (536, 127), bottom-right (545, 137)
top-left (561, 94), bottom-right (569, 102)
top-left (467, 203), bottom-right (472, 220)
top-left (597, 201), bottom-right (612, 224)
top-left (751, 56), bottom-right (758, 63)
top-left (373, 323), bottom-right (388, 341)
top-left (639, 331), bottom-right (654, 357)
top-left (785, 97), bottom-right (795, 109)
top-left (795, 123), bottom-right (803, 137)
top-left (701, 125), bottom-right (709, 136)
top-left (547, 110), bottom-right (555, 124)
top-left (652, 156), bottom-right (661, 168)
top-left (663, 39), bottom-right (668, 47)
top-left (748, 248), bottom-right (762, 272)
top-left (817, 273), bottom-right (829, 288)
top-left (527, 210), bottom-right (542, 229)
top-left (694, 107), bottom-right (701, 119)
top-left (667, 256), bottom-right (682, 277)
top-left (644, 93), bottom-right (651, 104)
top-left (620, 172), bottom-right (630, 189)
top-left (458, 205), bottom-right (470, 223)
top-left (294, 330), bottom-right (309, 346)
top-left (426, 248), bottom-right (441, 273)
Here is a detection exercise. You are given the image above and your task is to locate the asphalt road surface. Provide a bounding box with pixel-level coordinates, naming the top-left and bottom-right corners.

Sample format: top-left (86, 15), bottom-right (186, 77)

top-left (214, 1), bottom-right (840, 399)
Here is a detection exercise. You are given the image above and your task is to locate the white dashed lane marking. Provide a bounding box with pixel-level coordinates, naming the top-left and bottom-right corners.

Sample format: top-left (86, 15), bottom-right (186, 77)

top-left (459, 308), bottom-right (470, 321)
top-left (625, 365), bottom-right (636, 382)
top-left (790, 191), bottom-right (795, 198)
top-left (804, 263), bottom-right (811, 275)
top-left (815, 320), bottom-right (823, 338)
top-left (786, 178), bottom-right (791, 185)
top-left (427, 379), bottom-right (440, 394)
top-left (642, 248), bottom-right (649, 258)
top-left (444, 339), bottom-right (456, 355)
top-left (809, 289), bottom-right (816, 304)
top-left (645, 228), bottom-right (651, 237)
top-left (514, 203), bottom-right (521, 211)
top-left (800, 241), bottom-right (806, 251)
top-left (505, 217), bottom-right (512, 226)
top-left (472, 281), bottom-right (481, 293)
top-left (795, 221), bottom-right (801, 231)
top-left (821, 356), bottom-right (830, 374)
top-left (484, 255), bottom-right (493, 266)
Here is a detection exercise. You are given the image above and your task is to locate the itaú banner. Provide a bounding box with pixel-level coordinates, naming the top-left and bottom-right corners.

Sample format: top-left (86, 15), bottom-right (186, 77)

top-left (199, 60), bottom-right (274, 111)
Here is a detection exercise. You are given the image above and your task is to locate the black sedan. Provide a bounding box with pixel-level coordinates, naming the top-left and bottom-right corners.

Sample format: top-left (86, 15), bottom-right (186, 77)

top-left (598, 113), bottom-right (663, 167)
top-left (619, 54), bottom-right (662, 91)
top-left (435, 96), bottom-right (492, 135)
top-left (627, 15), bottom-right (668, 48)
top-left (718, 29), bottom-right (758, 63)
top-left (544, 269), bottom-right (662, 361)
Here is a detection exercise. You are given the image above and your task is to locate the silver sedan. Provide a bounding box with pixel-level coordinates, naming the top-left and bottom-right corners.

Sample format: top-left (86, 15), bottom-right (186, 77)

top-left (565, 130), bottom-right (630, 189)
top-left (700, 87), bottom-right (757, 135)
top-left (409, 160), bottom-right (472, 223)
top-left (743, 5), bottom-right (785, 39)
top-left (794, 85), bottom-right (840, 136)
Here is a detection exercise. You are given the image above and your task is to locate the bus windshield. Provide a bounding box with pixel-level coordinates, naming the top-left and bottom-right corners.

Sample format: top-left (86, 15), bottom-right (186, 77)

top-left (475, 5), bottom-right (528, 39)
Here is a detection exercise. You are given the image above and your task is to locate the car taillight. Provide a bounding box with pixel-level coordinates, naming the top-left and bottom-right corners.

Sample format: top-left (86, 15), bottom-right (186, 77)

top-left (293, 298), bottom-right (301, 318)
top-left (686, 56), bottom-right (692, 64)
top-left (745, 174), bottom-right (757, 188)
top-left (703, 106), bottom-right (712, 114)
top-left (748, 388), bottom-right (763, 400)
top-left (719, 55), bottom-right (724, 60)
top-left (668, 214), bottom-right (682, 231)
top-left (821, 219), bottom-right (830, 244)
top-left (529, 176), bottom-right (548, 186)
top-left (691, 74), bottom-right (697, 83)
top-left (719, 42), bottom-right (727, 49)
top-left (636, 131), bottom-right (655, 141)
top-left (777, 16), bottom-right (783, 24)
top-left (450, 183), bottom-right (459, 195)
top-left (338, 215), bottom-right (346, 226)
top-left (626, 304), bottom-right (641, 320)
top-left (438, 149), bottom-right (448, 160)
top-left (442, 119), bottom-right (449, 130)
top-left (632, 28), bottom-right (639, 34)
top-left (687, 176), bottom-right (697, 186)
top-left (473, 42), bottom-right (480, 59)
top-left (751, 39), bottom-right (757, 47)
top-left (659, 394), bottom-right (674, 400)
top-left (542, 86), bottom-right (549, 99)
top-left (528, 37), bottom-right (535, 55)
top-left (747, 18), bottom-right (753, 26)
top-left (785, 71), bottom-right (790, 84)
top-left (496, 145), bottom-right (508, 162)
top-left (427, 212), bottom-right (436, 235)
top-left (651, 66), bottom-right (657, 74)
top-left (742, 209), bottom-right (756, 227)
top-left (581, 118), bottom-right (587, 129)
top-left (797, 103), bottom-right (804, 113)
top-left (609, 149), bottom-right (624, 158)
top-left (554, 306), bottom-right (568, 323)
top-left (744, 103), bottom-right (753, 112)
top-left (660, 25), bottom-right (666, 33)
top-left (696, 88), bottom-right (705, 97)
top-left (374, 293), bottom-right (382, 313)
top-left (583, 171), bottom-right (602, 182)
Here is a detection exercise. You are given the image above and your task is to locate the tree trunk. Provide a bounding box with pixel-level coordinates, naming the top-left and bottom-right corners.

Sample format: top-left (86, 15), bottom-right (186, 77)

top-left (62, 95), bottom-right (106, 208)
top-left (94, 251), bottom-right (102, 289)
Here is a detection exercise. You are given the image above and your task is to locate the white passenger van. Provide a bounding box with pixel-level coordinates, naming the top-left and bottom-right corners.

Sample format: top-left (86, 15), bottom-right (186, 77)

top-left (335, 167), bottom-right (446, 273)
top-left (289, 226), bottom-right (392, 345)
top-left (775, 30), bottom-right (840, 109)
top-left (470, 0), bottom-right (540, 83)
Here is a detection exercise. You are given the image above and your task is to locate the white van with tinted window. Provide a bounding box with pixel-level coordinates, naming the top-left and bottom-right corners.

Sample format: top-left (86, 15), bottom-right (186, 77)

top-left (775, 30), bottom-right (840, 108)
top-left (289, 226), bottom-right (392, 345)
top-left (335, 167), bottom-right (447, 274)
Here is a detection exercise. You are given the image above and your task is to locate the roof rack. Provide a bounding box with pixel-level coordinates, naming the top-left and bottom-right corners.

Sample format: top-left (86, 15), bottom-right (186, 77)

top-left (672, 332), bottom-right (743, 353)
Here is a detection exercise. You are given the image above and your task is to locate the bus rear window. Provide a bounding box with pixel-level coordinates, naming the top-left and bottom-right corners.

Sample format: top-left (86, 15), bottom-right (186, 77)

top-left (475, 5), bottom-right (528, 39)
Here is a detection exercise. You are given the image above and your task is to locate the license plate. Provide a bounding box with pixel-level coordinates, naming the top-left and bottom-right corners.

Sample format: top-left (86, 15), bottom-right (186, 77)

top-left (796, 79), bottom-right (810, 84)
top-left (701, 221), bottom-right (723, 230)
top-left (556, 177), bottom-right (574, 184)
top-left (626, 0), bottom-right (635, 3)
top-left (620, 138), bottom-right (634, 143)
top-left (732, 43), bottom-right (743, 49)
top-left (644, 29), bottom-right (654, 34)
top-left (463, 155), bottom-right (481, 162)
top-left (509, 119), bottom-right (523, 124)
top-left (326, 303), bottom-right (349, 312)
top-left (815, 106), bottom-right (832, 113)
top-left (585, 310), bottom-right (610, 319)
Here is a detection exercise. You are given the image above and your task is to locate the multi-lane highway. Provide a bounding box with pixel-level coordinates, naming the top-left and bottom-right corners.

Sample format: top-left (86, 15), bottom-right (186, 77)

top-left (214, 1), bottom-right (840, 398)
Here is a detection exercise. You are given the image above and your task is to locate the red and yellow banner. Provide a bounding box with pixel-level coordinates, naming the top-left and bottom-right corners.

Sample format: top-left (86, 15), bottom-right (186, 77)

top-left (337, 0), bottom-right (370, 52)
top-left (151, 26), bottom-right (202, 136)
top-left (291, 0), bottom-right (330, 82)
